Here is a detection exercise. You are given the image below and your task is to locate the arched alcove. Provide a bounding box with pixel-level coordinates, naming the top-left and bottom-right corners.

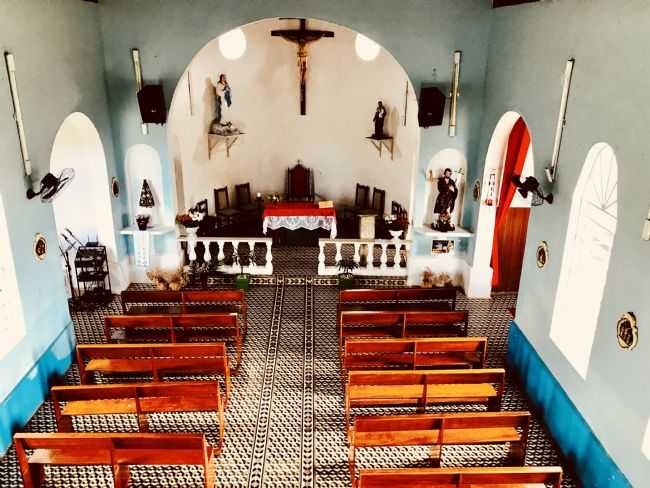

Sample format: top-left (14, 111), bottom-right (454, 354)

top-left (550, 142), bottom-right (618, 379)
top-left (467, 111), bottom-right (534, 297)
top-left (50, 112), bottom-right (122, 292)
top-left (166, 17), bottom-right (420, 219)
top-left (422, 148), bottom-right (468, 228)
top-left (125, 144), bottom-right (166, 226)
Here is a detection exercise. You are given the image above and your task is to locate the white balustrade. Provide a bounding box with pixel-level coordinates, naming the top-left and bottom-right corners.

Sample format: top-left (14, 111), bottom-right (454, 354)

top-left (318, 238), bottom-right (411, 276)
top-left (178, 236), bottom-right (273, 275)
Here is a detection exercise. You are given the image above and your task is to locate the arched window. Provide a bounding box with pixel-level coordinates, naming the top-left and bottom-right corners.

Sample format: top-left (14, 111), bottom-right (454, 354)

top-left (550, 143), bottom-right (618, 379)
top-left (0, 194), bottom-right (26, 358)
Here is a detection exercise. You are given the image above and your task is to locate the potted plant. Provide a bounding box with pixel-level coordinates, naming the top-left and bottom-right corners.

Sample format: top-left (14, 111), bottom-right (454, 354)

top-left (337, 258), bottom-right (359, 289)
top-left (233, 247), bottom-right (251, 290)
top-left (175, 205), bottom-right (204, 236)
top-left (136, 214), bottom-right (150, 231)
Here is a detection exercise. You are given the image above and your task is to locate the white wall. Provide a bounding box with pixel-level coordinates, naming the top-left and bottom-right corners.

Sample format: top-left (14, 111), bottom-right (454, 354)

top-left (168, 18), bottom-right (419, 215)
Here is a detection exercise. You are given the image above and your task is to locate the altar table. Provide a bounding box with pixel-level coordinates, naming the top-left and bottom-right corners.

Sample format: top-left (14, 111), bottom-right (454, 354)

top-left (262, 202), bottom-right (337, 239)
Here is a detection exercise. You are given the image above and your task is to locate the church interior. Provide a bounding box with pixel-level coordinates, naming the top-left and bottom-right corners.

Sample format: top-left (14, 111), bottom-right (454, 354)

top-left (0, 1), bottom-right (647, 486)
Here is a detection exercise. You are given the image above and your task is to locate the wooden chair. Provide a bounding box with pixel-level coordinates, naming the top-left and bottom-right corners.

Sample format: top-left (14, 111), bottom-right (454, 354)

top-left (343, 183), bottom-right (371, 218)
top-left (371, 187), bottom-right (386, 215)
top-left (51, 381), bottom-right (225, 451)
top-left (76, 343), bottom-right (231, 404)
top-left (14, 432), bottom-right (217, 488)
top-left (286, 162), bottom-right (315, 202)
top-left (342, 337), bottom-right (487, 375)
top-left (344, 368), bottom-right (505, 427)
top-left (104, 313), bottom-right (244, 372)
top-left (348, 411), bottom-right (531, 483)
top-left (235, 182), bottom-right (259, 222)
top-left (338, 310), bottom-right (469, 357)
top-left (214, 186), bottom-right (240, 228)
top-left (356, 466), bottom-right (563, 488)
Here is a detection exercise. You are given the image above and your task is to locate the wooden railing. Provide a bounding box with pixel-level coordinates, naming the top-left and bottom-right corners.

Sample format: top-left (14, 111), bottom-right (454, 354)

top-left (178, 236), bottom-right (273, 275)
top-left (318, 238), bottom-right (411, 276)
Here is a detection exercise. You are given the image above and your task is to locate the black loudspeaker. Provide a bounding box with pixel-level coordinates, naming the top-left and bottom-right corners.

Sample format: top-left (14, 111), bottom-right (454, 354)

top-left (418, 86), bottom-right (446, 128)
top-left (137, 85), bottom-right (167, 124)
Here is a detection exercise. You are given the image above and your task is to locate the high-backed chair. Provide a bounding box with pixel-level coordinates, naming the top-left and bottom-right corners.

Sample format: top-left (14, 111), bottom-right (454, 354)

top-left (214, 186), bottom-right (240, 228)
top-left (371, 187), bottom-right (386, 216)
top-left (195, 198), bottom-right (217, 237)
top-left (286, 162), bottom-right (315, 202)
top-left (343, 183), bottom-right (371, 218)
top-left (235, 182), bottom-right (259, 223)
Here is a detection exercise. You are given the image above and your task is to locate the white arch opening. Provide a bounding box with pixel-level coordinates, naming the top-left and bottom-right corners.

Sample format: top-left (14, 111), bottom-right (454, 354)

top-left (50, 112), bottom-right (122, 292)
top-left (550, 142), bottom-right (618, 379)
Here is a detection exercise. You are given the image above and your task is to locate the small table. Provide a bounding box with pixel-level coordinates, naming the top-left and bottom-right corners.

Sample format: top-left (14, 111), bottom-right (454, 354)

top-left (262, 202), bottom-right (337, 239)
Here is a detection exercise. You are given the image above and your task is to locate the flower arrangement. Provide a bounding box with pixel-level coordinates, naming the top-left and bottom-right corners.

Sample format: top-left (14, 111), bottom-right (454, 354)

top-left (175, 206), bottom-right (204, 228)
top-left (146, 267), bottom-right (189, 291)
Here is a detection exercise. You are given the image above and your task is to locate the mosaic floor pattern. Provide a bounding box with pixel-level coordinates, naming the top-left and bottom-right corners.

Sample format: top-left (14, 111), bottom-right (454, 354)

top-left (0, 277), bottom-right (576, 487)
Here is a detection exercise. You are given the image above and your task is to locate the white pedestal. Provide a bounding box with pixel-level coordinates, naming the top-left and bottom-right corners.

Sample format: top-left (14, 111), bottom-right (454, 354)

top-left (358, 214), bottom-right (376, 240)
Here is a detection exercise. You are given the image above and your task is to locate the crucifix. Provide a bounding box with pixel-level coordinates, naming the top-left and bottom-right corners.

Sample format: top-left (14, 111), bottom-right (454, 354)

top-left (271, 18), bottom-right (334, 115)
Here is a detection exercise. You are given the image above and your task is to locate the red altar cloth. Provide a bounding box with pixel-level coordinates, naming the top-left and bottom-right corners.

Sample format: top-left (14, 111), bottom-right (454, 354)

top-left (262, 202), bottom-right (338, 238)
top-left (262, 202), bottom-right (336, 219)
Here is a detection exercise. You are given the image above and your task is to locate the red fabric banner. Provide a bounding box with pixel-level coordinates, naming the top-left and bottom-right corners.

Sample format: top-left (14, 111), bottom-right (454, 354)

top-left (491, 117), bottom-right (531, 287)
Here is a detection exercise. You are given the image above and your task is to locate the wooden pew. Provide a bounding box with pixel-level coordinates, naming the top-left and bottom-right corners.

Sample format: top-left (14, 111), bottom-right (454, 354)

top-left (76, 343), bottom-right (231, 405)
top-left (338, 287), bottom-right (457, 314)
top-left (121, 289), bottom-right (247, 336)
top-left (51, 381), bottom-right (225, 451)
top-left (104, 313), bottom-right (243, 372)
top-left (356, 466), bottom-right (563, 488)
top-left (339, 310), bottom-right (469, 356)
top-left (342, 337), bottom-right (487, 375)
top-left (344, 368), bottom-right (505, 426)
top-left (348, 411), bottom-right (531, 483)
top-left (14, 432), bottom-right (217, 488)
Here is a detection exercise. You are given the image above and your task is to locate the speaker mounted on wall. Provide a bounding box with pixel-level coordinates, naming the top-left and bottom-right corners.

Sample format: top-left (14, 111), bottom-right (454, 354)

top-left (418, 86), bottom-right (446, 128)
top-left (137, 84), bottom-right (167, 124)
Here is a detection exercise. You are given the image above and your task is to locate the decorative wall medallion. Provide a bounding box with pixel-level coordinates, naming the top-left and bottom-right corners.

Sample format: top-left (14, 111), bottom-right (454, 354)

top-left (111, 177), bottom-right (120, 198)
top-left (536, 241), bottom-right (548, 268)
top-left (617, 312), bottom-right (638, 350)
top-left (33, 233), bottom-right (47, 261)
top-left (472, 179), bottom-right (481, 202)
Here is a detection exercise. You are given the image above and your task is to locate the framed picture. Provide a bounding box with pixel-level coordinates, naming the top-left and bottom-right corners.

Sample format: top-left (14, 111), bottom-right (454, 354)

top-left (432, 240), bottom-right (454, 254)
top-left (33, 233), bottom-right (47, 261)
top-left (536, 241), bottom-right (549, 268)
top-left (472, 179), bottom-right (481, 202)
top-left (616, 312), bottom-right (638, 350)
top-left (111, 177), bottom-right (120, 198)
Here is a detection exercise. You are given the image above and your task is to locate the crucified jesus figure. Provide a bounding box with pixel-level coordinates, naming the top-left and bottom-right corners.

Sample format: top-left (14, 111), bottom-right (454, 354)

top-left (271, 18), bottom-right (335, 115)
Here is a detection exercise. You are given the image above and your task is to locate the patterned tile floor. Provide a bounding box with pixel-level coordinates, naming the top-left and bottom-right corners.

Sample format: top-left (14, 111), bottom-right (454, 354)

top-left (0, 272), bottom-right (577, 487)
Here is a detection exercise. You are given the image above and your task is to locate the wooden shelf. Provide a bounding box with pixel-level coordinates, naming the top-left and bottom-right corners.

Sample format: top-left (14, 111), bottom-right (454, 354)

top-left (366, 136), bottom-right (394, 160)
top-left (414, 225), bottom-right (474, 239)
top-left (119, 225), bottom-right (175, 236)
top-left (208, 132), bottom-right (244, 158)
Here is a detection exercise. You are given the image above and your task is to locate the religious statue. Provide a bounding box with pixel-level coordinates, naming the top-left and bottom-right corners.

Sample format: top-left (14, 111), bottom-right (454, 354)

top-left (431, 168), bottom-right (458, 232)
top-left (214, 73), bottom-right (232, 126)
top-left (373, 101), bottom-right (387, 139)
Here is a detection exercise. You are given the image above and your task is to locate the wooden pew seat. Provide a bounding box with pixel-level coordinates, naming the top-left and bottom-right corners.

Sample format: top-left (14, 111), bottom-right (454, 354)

top-left (345, 369), bottom-right (505, 426)
top-left (348, 412), bottom-right (531, 483)
top-left (51, 381), bottom-right (225, 451)
top-left (76, 343), bottom-right (231, 405)
top-left (342, 337), bottom-right (487, 374)
top-left (14, 432), bottom-right (216, 488)
top-left (356, 466), bottom-right (563, 488)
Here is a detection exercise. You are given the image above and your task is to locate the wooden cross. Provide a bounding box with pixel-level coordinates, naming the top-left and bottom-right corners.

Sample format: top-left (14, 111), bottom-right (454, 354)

top-left (271, 18), bottom-right (334, 115)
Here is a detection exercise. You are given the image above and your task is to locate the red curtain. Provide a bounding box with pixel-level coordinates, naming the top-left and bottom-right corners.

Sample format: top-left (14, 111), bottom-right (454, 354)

top-left (491, 117), bottom-right (531, 287)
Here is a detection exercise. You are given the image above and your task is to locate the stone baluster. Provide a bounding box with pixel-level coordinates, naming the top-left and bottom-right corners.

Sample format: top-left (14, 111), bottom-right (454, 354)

top-left (217, 240), bottom-right (225, 264)
top-left (204, 239), bottom-right (212, 264)
top-left (265, 240), bottom-right (273, 274)
top-left (318, 241), bottom-right (326, 274)
top-left (335, 242), bottom-right (343, 264)
top-left (379, 242), bottom-right (388, 271)
top-left (247, 240), bottom-right (256, 270)
top-left (187, 235), bottom-right (197, 262)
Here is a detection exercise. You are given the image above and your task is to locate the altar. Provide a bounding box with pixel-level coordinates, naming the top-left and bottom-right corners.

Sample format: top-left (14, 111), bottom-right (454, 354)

top-left (262, 202), bottom-right (337, 239)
